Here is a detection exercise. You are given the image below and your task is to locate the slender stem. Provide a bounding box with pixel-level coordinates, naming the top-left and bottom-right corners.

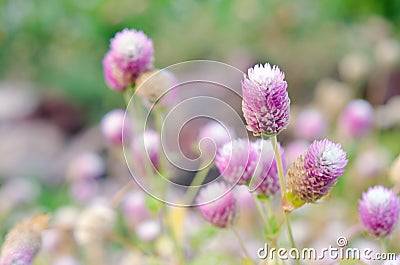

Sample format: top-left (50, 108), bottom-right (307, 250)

top-left (252, 194), bottom-right (270, 230)
top-left (270, 135), bottom-right (286, 198)
top-left (184, 163), bottom-right (211, 204)
top-left (271, 135), bottom-right (299, 265)
top-left (111, 182), bottom-right (134, 208)
top-left (285, 213), bottom-right (296, 250)
top-left (231, 227), bottom-right (253, 262)
top-left (380, 238), bottom-right (388, 253)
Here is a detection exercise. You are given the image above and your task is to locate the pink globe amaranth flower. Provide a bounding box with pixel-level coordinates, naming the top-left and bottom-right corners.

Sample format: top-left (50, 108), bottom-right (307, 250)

top-left (215, 138), bottom-right (259, 185)
top-left (286, 139), bottom-right (348, 203)
top-left (67, 152), bottom-right (105, 181)
top-left (110, 29), bottom-right (154, 75)
top-left (0, 215), bottom-right (49, 265)
top-left (100, 109), bottom-right (132, 145)
top-left (284, 140), bottom-right (310, 165)
top-left (251, 139), bottom-right (285, 197)
top-left (135, 69), bottom-right (178, 105)
top-left (242, 63), bottom-right (290, 136)
top-left (103, 50), bottom-right (136, 91)
top-left (132, 129), bottom-right (160, 174)
top-left (198, 121), bottom-right (235, 159)
top-left (294, 109), bottom-right (327, 141)
top-left (359, 185), bottom-right (400, 237)
top-left (121, 191), bottom-right (151, 226)
top-left (338, 99), bottom-right (374, 139)
top-left (197, 182), bottom-right (237, 228)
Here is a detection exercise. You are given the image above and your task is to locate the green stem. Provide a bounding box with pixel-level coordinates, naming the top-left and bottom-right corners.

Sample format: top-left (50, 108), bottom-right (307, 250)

top-left (231, 227), bottom-right (253, 262)
top-left (270, 135), bottom-right (299, 265)
top-left (285, 213), bottom-right (296, 250)
top-left (184, 163), bottom-right (211, 204)
top-left (270, 135), bottom-right (286, 199)
top-left (380, 238), bottom-right (388, 253)
top-left (252, 194), bottom-right (270, 231)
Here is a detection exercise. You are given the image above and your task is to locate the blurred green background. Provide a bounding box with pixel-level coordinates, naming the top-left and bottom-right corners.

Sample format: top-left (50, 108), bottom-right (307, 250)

top-left (1, 0), bottom-right (400, 123)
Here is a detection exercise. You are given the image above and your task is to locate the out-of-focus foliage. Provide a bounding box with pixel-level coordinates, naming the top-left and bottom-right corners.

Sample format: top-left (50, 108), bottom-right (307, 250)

top-left (1, 0), bottom-right (399, 121)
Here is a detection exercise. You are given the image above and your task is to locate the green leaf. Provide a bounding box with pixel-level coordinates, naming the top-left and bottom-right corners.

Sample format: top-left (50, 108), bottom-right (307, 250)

top-left (256, 194), bottom-right (271, 201)
top-left (282, 190), bottom-right (306, 213)
top-left (145, 195), bottom-right (160, 213)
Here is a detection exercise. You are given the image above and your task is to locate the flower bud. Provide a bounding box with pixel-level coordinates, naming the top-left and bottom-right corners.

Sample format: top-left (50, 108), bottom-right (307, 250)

top-left (294, 109), bottom-right (327, 141)
top-left (103, 28), bottom-right (154, 91)
top-left (338, 99), bottom-right (374, 139)
top-left (241, 62), bottom-right (290, 136)
top-left (286, 139), bottom-right (348, 208)
top-left (135, 220), bottom-right (161, 242)
top-left (197, 121), bottom-right (235, 160)
top-left (74, 202), bottom-right (116, 245)
top-left (131, 129), bottom-right (160, 174)
top-left (100, 109), bottom-right (132, 145)
top-left (251, 139), bottom-right (285, 197)
top-left (197, 182), bottom-right (237, 228)
top-left (67, 152), bottom-right (104, 181)
top-left (0, 214), bottom-right (49, 265)
top-left (215, 138), bottom-right (258, 185)
top-left (359, 185), bottom-right (399, 237)
top-left (135, 69), bottom-right (177, 105)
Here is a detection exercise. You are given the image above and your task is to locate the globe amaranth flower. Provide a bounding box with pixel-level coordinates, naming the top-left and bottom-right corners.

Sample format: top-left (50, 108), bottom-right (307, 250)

top-left (241, 62), bottom-right (290, 136)
top-left (135, 69), bottom-right (178, 105)
top-left (286, 139), bottom-right (348, 206)
top-left (197, 182), bottom-right (237, 228)
top-left (131, 129), bottom-right (160, 175)
top-left (215, 138), bottom-right (259, 185)
top-left (197, 121), bottom-right (235, 160)
top-left (294, 109), bottom-right (327, 141)
top-left (103, 29), bottom-right (154, 91)
top-left (338, 99), bottom-right (374, 139)
top-left (359, 185), bottom-right (399, 237)
top-left (100, 109), bottom-right (132, 145)
top-left (0, 214), bottom-right (49, 265)
top-left (251, 139), bottom-right (286, 197)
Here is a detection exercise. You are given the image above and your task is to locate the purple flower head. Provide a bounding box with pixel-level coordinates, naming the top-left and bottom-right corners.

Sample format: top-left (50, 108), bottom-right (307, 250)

top-left (121, 191), bottom-right (151, 226)
top-left (103, 29), bottom-right (154, 91)
top-left (359, 185), bottom-right (400, 237)
top-left (135, 69), bottom-right (178, 105)
top-left (215, 138), bottom-right (259, 185)
top-left (198, 121), bottom-right (235, 160)
top-left (132, 129), bottom-right (160, 174)
top-left (100, 109), bottom-right (132, 145)
top-left (251, 139), bottom-right (285, 197)
top-left (242, 63), bottom-right (290, 136)
top-left (294, 109), bottom-right (327, 141)
top-left (0, 215), bottom-right (49, 265)
top-left (110, 29), bottom-right (154, 76)
top-left (67, 152), bottom-right (105, 181)
top-left (197, 182), bottom-right (237, 228)
top-left (286, 139), bottom-right (348, 203)
top-left (338, 99), bottom-right (374, 139)
top-left (103, 50), bottom-right (135, 91)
